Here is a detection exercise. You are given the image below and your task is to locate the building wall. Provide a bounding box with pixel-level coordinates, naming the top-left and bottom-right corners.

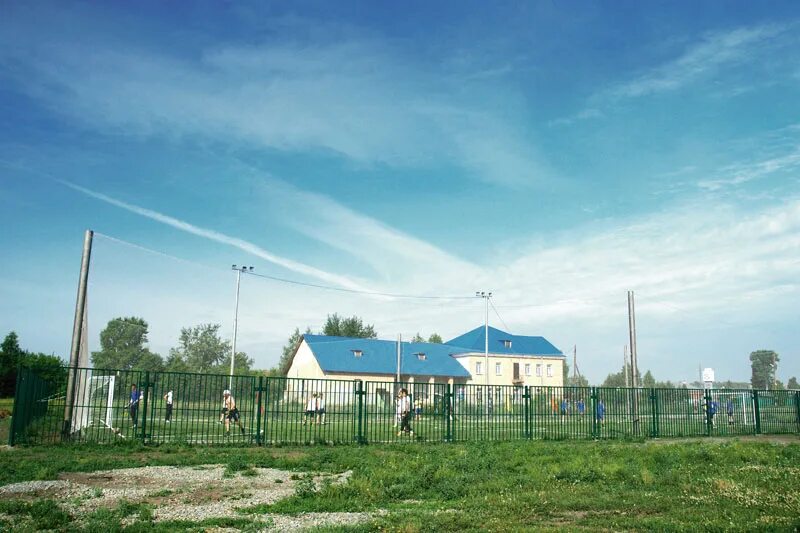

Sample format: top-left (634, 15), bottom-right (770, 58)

top-left (454, 353), bottom-right (565, 387)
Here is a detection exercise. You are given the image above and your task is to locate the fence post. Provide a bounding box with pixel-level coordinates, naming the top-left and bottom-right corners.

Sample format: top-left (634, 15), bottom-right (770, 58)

top-left (591, 387), bottom-right (598, 438)
top-left (445, 383), bottom-right (453, 442)
top-left (141, 371), bottom-right (150, 443)
top-left (795, 391), bottom-right (800, 434)
top-left (752, 389), bottom-right (761, 435)
top-left (8, 366), bottom-right (24, 446)
top-left (256, 376), bottom-right (264, 445)
top-left (650, 388), bottom-right (659, 438)
top-left (523, 386), bottom-right (531, 439)
top-left (354, 380), bottom-right (366, 444)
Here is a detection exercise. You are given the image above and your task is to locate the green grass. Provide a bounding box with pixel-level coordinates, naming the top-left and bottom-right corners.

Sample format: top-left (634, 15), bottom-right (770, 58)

top-left (1, 436), bottom-right (799, 531)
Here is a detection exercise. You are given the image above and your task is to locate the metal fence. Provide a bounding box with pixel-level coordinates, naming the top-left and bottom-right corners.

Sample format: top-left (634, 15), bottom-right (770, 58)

top-left (9, 367), bottom-right (800, 446)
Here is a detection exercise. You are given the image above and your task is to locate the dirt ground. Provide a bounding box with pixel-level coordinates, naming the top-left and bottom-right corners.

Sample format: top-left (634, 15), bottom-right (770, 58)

top-left (0, 464), bottom-right (374, 530)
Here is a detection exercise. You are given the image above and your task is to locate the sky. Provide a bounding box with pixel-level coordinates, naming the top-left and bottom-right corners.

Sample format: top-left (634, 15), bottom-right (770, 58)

top-left (1, 1), bottom-right (799, 384)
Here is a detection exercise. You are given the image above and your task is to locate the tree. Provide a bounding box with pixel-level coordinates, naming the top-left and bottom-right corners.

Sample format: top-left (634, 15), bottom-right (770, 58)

top-left (428, 333), bottom-right (443, 344)
top-left (563, 360), bottom-right (570, 385)
top-left (788, 376), bottom-right (799, 390)
top-left (21, 352), bottom-right (66, 384)
top-left (602, 365), bottom-right (641, 388)
top-left (642, 370), bottom-right (656, 388)
top-left (322, 314), bottom-right (377, 338)
top-left (275, 327), bottom-right (311, 376)
top-left (91, 317), bottom-right (163, 371)
top-left (411, 333), bottom-right (425, 343)
top-left (569, 375), bottom-right (590, 387)
top-left (0, 332), bottom-right (24, 396)
top-left (222, 351), bottom-right (254, 376)
top-left (168, 323), bottom-right (232, 374)
top-left (750, 350), bottom-right (779, 389)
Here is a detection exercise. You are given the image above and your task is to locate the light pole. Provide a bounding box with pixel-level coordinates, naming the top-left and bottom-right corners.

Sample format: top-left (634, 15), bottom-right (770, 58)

top-left (230, 265), bottom-right (253, 389)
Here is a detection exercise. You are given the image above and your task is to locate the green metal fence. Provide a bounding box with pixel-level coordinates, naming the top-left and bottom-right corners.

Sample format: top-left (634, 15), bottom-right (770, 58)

top-left (9, 367), bottom-right (800, 446)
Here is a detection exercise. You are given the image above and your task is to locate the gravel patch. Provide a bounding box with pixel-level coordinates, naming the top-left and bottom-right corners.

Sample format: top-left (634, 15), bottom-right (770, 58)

top-left (0, 464), bottom-right (371, 530)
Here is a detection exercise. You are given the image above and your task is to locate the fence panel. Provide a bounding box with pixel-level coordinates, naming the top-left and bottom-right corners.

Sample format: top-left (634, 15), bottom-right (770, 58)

top-left (757, 390), bottom-right (799, 435)
top-left (593, 387), bottom-right (653, 439)
top-left (10, 367), bottom-right (800, 446)
top-left (261, 377), bottom-right (358, 444)
top-left (450, 383), bottom-right (528, 442)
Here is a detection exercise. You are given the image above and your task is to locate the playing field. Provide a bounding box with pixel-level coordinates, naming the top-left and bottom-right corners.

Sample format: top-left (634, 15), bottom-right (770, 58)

top-left (1, 436), bottom-right (798, 531)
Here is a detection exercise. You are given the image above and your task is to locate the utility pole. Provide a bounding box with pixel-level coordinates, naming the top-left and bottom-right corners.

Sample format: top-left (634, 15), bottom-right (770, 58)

top-left (627, 290), bottom-right (640, 433)
top-left (571, 345), bottom-right (579, 385)
top-left (624, 344), bottom-right (630, 388)
top-left (230, 265), bottom-right (253, 390)
top-left (475, 291), bottom-right (492, 387)
top-left (63, 229), bottom-right (93, 438)
top-left (396, 333), bottom-right (402, 384)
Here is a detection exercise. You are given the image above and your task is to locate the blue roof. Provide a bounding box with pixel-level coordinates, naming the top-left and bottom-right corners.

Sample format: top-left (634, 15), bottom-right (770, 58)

top-left (445, 326), bottom-right (564, 357)
top-left (303, 335), bottom-right (472, 378)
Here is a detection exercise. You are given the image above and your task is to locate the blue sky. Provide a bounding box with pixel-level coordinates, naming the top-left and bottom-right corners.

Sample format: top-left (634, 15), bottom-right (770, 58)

top-left (1, 1), bottom-right (799, 384)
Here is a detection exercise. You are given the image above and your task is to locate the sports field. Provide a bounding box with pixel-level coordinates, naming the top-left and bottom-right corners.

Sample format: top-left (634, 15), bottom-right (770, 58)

top-left (1, 436), bottom-right (799, 531)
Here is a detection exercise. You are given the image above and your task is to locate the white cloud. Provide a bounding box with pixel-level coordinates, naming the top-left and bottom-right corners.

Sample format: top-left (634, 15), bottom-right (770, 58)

top-left (0, 25), bottom-right (548, 188)
top-left (60, 181), bottom-right (369, 291)
top-left (698, 145), bottom-right (800, 191)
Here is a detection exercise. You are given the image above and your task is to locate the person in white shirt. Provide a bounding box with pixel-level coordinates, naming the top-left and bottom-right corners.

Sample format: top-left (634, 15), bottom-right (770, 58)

top-left (163, 390), bottom-right (173, 423)
top-left (303, 393), bottom-right (317, 425)
top-left (397, 388), bottom-right (413, 437)
top-left (316, 393), bottom-right (326, 425)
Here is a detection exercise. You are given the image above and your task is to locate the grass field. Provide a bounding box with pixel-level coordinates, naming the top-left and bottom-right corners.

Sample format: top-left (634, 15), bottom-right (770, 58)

top-left (1, 436), bottom-right (799, 531)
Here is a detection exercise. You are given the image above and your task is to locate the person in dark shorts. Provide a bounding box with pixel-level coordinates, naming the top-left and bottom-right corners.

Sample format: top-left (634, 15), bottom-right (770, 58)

top-left (222, 389), bottom-right (245, 435)
top-left (303, 393), bottom-right (317, 425)
top-left (316, 393), bottom-right (327, 425)
top-left (577, 398), bottom-right (586, 416)
top-left (163, 390), bottom-right (173, 423)
top-left (708, 399), bottom-right (718, 428)
top-left (596, 399), bottom-right (605, 427)
top-left (128, 384), bottom-right (142, 429)
top-left (397, 388), bottom-right (413, 437)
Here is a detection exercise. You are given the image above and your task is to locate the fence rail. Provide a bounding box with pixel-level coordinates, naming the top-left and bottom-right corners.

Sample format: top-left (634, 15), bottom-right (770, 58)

top-left (9, 367), bottom-right (800, 446)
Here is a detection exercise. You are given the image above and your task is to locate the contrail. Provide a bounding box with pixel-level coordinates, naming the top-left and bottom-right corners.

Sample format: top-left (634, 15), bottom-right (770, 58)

top-left (60, 180), bottom-right (369, 291)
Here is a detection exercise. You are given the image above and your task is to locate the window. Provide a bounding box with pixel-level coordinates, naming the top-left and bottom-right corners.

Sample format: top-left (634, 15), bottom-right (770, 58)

top-left (352, 349), bottom-right (362, 358)
top-left (525, 363), bottom-right (531, 376)
top-left (495, 362), bottom-right (502, 376)
top-left (502, 339), bottom-right (512, 349)
top-left (546, 364), bottom-right (553, 377)
top-left (476, 361), bottom-right (483, 375)
top-left (536, 364), bottom-right (542, 377)
top-left (416, 352), bottom-right (427, 361)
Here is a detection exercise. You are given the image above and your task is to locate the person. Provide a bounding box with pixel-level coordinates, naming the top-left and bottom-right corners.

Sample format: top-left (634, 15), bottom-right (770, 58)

top-left (303, 393), bottom-right (317, 425)
top-left (394, 390), bottom-right (403, 428)
top-left (414, 397), bottom-right (423, 421)
top-left (316, 393), bottom-right (326, 425)
top-left (128, 384), bottom-right (142, 429)
top-left (727, 398), bottom-right (735, 426)
top-left (397, 388), bottom-right (413, 437)
top-left (560, 398), bottom-right (569, 416)
top-left (596, 399), bottom-right (605, 427)
top-left (163, 390), bottom-right (173, 423)
top-left (577, 398), bottom-right (586, 416)
top-left (222, 389), bottom-right (245, 435)
top-left (708, 399), bottom-right (718, 428)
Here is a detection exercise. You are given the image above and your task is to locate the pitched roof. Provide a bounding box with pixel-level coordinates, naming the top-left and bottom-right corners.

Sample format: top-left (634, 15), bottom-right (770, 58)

top-left (303, 335), bottom-right (471, 378)
top-left (445, 326), bottom-right (563, 357)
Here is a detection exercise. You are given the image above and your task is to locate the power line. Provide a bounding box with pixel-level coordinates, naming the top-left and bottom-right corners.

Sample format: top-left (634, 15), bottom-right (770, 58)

top-left (95, 232), bottom-right (478, 301)
top-left (489, 298), bottom-right (509, 331)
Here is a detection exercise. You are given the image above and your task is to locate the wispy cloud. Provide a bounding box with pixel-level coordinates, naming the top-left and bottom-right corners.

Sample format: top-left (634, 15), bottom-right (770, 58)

top-left (0, 18), bottom-right (548, 188)
top-left (60, 181), bottom-right (369, 291)
top-left (555, 23), bottom-right (793, 125)
top-left (698, 146), bottom-right (800, 191)
top-left (611, 24), bottom-right (787, 98)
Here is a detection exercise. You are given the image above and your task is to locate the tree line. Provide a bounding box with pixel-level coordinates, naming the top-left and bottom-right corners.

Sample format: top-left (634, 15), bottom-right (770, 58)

top-left (0, 332), bottom-right (65, 397)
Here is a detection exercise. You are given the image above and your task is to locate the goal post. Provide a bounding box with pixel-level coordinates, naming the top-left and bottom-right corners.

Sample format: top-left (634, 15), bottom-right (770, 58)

top-left (72, 372), bottom-right (116, 433)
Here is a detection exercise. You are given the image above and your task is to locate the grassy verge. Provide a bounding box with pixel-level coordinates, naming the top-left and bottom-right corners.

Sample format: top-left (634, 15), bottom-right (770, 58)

top-left (1, 436), bottom-right (799, 531)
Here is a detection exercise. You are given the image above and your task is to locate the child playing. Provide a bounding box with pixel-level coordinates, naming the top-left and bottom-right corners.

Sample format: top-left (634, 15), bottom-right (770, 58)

top-left (316, 393), bottom-right (326, 425)
top-left (397, 389), bottom-right (413, 437)
top-left (303, 393), bottom-right (317, 425)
